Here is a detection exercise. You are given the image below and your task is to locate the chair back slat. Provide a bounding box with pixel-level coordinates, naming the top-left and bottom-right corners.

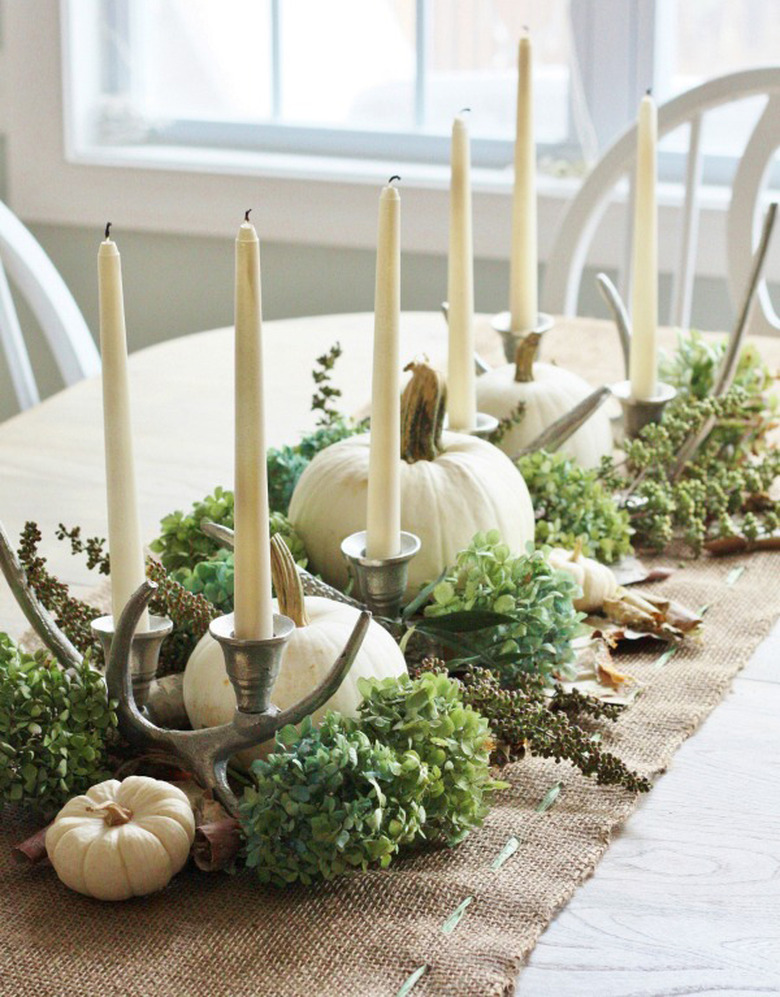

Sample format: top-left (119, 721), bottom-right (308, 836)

top-left (0, 200), bottom-right (100, 414)
top-left (0, 257), bottom-right (39, 410)
top-left (671, 113), bottom-right (704, 329)
top-left (543, 68), bottom-right (780, 336)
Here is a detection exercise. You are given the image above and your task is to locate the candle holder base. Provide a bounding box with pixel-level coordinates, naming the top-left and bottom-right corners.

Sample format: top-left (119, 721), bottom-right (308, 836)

top-left (208, 613), bottom-right (294, 714)
top-left (341, 531), bottom-right (421, 620)
top-left (612, 380), bottom-right (677, 440)
top-left (91, 613), bottom-right (173, 710)
top-left (490, 311), bottom-right (554, 364)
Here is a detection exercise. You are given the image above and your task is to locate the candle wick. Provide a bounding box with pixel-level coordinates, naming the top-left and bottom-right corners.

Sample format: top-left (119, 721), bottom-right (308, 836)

top-left (522, 24), bottom-right (529, 34)
top-left (459, 107), bottom-right (471, 114)
top-left (388, 175), bottom-right (401, 186)
top-left (244, 209), bottom-right (252, 222)
top-left (104, 222), bottom-right (112, 240)
top-left (646, 87), bottom-right (653, 96)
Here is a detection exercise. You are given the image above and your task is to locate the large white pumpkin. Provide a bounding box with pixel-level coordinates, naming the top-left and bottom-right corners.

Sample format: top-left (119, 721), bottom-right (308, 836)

top-left (45, 776), bottom-right (195, 901)
top-left (289, 362), bottom-right (535, 595)
top-left (476, 334), bottom-right (613, 469)
top-left (183, 536), bottom-right (407, 765)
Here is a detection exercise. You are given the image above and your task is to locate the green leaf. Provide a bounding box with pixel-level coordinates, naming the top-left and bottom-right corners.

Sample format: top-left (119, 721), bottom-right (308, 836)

top-left (441, 895), bottom-right (473, 934)
top-left (402, 570), bottom-right (446, 620)
top-left (491, 835), bottom-right (520, 871)
top-left (395, 964), bottom-right (428, 997)
top-left (535, 781), bottom-right (563, 813)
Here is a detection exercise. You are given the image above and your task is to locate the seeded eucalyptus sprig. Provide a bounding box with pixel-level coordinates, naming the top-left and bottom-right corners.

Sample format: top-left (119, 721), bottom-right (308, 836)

top-left (607, 386), bottom-right (780, 553)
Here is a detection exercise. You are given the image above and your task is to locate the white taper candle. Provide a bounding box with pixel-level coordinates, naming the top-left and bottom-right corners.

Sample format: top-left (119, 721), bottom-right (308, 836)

top-left (366, 182), bottom-right (402, 560)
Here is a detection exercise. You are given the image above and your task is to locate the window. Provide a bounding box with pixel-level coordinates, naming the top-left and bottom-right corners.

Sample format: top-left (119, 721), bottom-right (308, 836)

top-left (67, 0), bottom-right (650, 172)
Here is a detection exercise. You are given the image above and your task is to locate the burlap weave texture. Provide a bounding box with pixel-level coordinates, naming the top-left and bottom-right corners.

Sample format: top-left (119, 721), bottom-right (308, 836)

top-left (1, 550), bottom-right (778, 997)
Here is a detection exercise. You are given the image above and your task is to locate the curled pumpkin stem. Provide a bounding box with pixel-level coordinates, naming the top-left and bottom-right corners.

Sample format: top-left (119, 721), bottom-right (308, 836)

top-left (86, 801), bottom-right (133, 826)
top-left (513, 332), bottom-right (541, 383)
top-left (401, 361), bottom-right (447, 463)
top-left (270, 534), bottom-right (309, 627)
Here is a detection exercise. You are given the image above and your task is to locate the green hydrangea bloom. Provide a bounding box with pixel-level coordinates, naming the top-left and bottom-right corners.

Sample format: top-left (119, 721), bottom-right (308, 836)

top-left (171, 512), bottom-right (307, 613)
top-left (516, 450), bottom-right (632, 564)
top-left (423, 530), bottom-right (583, 685)
top-left (357, 671), bottom-right (505, 846)
top-left (0, 634), bottom-right (116, 815)
top-left (240, 714), bottom-right (429, 886)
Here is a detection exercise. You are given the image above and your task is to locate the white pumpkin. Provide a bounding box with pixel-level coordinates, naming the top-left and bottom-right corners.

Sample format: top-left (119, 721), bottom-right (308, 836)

top-left (547, 545), bottom-right (619, 612)
top-left (289, 362), bottom-right (535, 596)
top-left (476, 334), bottom-right (613, 469)
top-left (183, 536), bottom-right (407, 765)
top-left (45, 776), bottom-right (195, 901)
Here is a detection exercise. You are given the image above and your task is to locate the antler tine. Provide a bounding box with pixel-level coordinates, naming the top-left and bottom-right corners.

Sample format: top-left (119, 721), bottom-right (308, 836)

top-left (273, 610), bottom-right (370, 730)
top-left (0, 519), bottom-right (83, 670)
top-left (514, 384), bottom-right (613, 459)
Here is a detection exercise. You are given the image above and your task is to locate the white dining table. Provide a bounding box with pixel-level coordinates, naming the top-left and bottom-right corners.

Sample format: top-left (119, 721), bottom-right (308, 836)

top-left (1, 311), bottom-right (778, 995)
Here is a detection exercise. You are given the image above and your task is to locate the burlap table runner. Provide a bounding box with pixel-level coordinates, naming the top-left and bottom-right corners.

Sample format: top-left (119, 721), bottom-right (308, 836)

top-left (1, 547), bottom-right (777, 997)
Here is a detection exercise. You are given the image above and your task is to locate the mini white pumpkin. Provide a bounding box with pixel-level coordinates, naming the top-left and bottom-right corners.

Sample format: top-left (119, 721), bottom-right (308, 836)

top-left (547, 545), bottom-right (619, 612)
top-left (45, 776), bottom-right (195, 901)
top-left (289, 361), bottom-right (535, 596)
top-left (476, 333), bottom-right (613, 469)
top-left (183, 535), bottom-right (407, 765)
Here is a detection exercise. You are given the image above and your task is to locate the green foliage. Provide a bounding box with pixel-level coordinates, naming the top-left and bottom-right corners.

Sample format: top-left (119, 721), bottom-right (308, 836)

top-left (611, 387), bottom-right (780, 552)
top-left (267, 417), bottom-right (363, 514)
top-left (357, 671), bottom-right (505, 845)
top-left (422, 531), bottom-right (583, 685)
top-left (266, 340), bottom-right (365, 513)
top-left (0, 634), bottom-right (117, 815)
top-left (169, 511), bottom-right (307, 613)
top-left (660, 328), bottom-right (773, 401)
top-left (149, 486), bottom-right (235, 572)
top-left (517, 450), bottom-right (633, 563)
top-left (241, 672), bottom-right (505, 885)
top-left (240, 714), bottom-right (429, 886)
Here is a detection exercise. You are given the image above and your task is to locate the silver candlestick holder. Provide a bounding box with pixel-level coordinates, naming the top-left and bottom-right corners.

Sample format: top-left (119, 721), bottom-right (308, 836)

top-left (105, 582), bottom-right (370, 815)
top-left (92, 613), bottom-right (173, 710)
top-left (490, 311), bottom-right (555, 364)
top-left (341, 530), bottom-right (421, 620)
top-left (611, 380), bottom-right (678, 439)
top-left (444, 411), bottom-right (500, 440)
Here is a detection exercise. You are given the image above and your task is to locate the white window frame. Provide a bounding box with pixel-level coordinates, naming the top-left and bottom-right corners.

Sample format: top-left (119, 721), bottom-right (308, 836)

top-left (0, 0), bottom-right (749, 283)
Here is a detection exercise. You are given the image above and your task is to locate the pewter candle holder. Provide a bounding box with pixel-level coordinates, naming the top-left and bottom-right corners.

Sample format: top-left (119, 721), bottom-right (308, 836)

top-left (91, 612), bottom-right (173, 710)
top-left (105, 582), bottom-right (370, 816)
top-left (341, 530), bottom-right (421, 620)
top-left (444, 411), bottom-right (500, 440)
top-left (611, 380), bottom-right (677, 440)
top-left (490, 311), bottom-right (555, 364)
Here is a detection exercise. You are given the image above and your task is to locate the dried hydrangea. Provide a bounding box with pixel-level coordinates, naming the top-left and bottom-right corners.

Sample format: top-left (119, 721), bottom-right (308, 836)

top-left (0, 634), bottom-right (117, 815)
top-left (422, 530), bottom-right (583, 685)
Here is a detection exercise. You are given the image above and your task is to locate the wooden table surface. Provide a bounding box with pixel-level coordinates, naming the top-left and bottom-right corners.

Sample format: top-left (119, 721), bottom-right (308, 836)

top-left (1, 312), bottom-right (779, 994)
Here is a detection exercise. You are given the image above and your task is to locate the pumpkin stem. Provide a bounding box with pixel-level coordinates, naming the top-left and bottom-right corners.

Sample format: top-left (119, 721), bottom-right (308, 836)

top-left (270, 534), bottom-right (309, 628)
top-left (572, 539), bottom-right (583, 562)
top-left (513, 333), bottom-right (541, 383)
top-left (401, 360), bottom-right (446, 462)
top-left (86, 801), bottom-right (133, 826)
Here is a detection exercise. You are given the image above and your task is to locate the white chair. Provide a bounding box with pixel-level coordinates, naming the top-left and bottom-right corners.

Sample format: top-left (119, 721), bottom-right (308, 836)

top-left (0, 200), bottom-right (100, 411)
top-left (543, 67), bottom-right (780, 337)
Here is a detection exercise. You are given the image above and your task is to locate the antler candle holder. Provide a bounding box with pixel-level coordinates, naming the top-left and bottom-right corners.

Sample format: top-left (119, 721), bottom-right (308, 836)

top-left (340, 530), bottom-right (421, 620)
top-left (0, 520), bottom-right (369, 816)
top-left (105, 581), bottom-right (369, 815)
